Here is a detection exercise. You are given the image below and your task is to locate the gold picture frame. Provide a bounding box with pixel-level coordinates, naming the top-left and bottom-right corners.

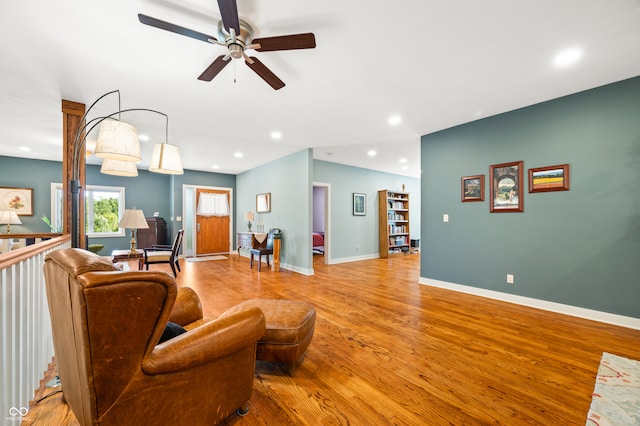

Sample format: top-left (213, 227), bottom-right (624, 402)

top-left (256, 193), bottom-right (271, 213)
top-left (0, 187), bottom-right (34, 216)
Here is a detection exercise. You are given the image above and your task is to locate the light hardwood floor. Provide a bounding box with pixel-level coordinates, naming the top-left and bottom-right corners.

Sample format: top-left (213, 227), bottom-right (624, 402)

top-left (24, 253), bottom-right (640, 425)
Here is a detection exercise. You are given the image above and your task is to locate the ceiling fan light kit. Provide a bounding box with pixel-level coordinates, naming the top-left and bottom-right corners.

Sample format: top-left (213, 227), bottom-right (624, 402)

top-left (138, 0), bottom-right (316, 90)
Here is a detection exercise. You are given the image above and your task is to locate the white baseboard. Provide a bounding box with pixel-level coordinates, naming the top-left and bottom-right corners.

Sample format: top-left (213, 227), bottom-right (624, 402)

top-left (282, 263), bottom-right (314, 276)
top-left (327, 253), bottom-right (379, 265)
top-left (420, 277), bottom-right (640, 330)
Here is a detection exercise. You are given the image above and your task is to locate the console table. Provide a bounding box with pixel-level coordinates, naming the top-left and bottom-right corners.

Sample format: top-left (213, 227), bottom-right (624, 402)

top-left (236, 232), bottom-right (267, 258)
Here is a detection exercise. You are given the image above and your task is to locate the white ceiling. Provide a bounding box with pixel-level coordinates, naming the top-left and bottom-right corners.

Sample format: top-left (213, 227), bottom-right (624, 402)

top-left (1, 1), bottom-right (639, 179)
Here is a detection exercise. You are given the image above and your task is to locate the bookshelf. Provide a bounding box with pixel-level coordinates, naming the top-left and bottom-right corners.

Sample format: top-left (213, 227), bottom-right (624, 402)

top-left (378, 190), bottom-right (410, 258)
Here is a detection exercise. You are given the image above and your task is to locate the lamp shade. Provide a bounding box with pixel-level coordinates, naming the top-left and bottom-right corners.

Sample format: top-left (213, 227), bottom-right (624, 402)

top-left (101, 158), bottom-right (139, 177)
top-left (94, 118), bottom-right (142, 162)
top-left (244, 211), bottom-right (255, 222)
top-left (0, 210), bottom-right (21, 225)
top-left (149, 143), bottom-right (184, 175)
top-left (85, 139), bottom-right (97, 157)
top-left (118, 209), bottom-right (149, 229)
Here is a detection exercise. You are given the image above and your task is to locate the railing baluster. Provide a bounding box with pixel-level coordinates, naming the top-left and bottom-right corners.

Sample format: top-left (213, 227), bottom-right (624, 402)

top-left (0, 236), bottom-right (70, 423)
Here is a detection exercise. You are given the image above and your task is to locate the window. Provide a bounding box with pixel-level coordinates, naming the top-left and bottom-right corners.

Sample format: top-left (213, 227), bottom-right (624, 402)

top-left (51, 183), bottom-right (126, 237)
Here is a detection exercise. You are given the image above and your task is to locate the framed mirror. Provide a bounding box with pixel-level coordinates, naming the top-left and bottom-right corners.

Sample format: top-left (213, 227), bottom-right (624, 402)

top-left (256, 193), bottom-right (271, 213)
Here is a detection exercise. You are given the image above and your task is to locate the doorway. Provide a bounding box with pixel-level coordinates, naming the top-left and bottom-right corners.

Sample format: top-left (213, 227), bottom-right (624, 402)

top-left (313, 182), bottom-right (330, 264)
top-left (183, 185), bottom-right (233, 257)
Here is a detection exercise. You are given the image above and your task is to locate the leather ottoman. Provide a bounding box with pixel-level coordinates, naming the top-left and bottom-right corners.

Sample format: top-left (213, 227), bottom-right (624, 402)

top-left (221, 298), bottom-right (316, 374)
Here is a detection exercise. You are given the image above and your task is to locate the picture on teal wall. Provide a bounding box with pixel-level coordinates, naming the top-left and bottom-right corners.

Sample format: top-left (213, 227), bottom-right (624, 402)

top-left (256, 193), bottom-right (271, 213)
top-left (490, 161), bottom-right (523, 213)
top-left (529, 164), bottom-right (570, 193)
top-left (353, 193), bottom-right (366, 216)
top-left (461, 175), bottom-right (485, 202)
top-left (0, 187), bottom-right (33, 215)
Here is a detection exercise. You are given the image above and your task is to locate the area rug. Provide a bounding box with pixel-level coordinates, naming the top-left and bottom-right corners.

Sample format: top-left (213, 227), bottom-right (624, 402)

top-left (586, 352), bottom-right (640, 425)
top-left (185, 255), bottom-right (227, 262)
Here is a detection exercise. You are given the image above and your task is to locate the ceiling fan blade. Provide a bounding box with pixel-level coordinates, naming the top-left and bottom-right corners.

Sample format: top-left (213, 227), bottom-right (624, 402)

top-left (217, 0), bottom-right (240, 35)
top-left (245, 57), bottom-right (285, 90)
top-left (138, 14), bottom-right (216, 43)
top-left (253, 33), bottom-right (316, 52)
top-left (198, 56), bottom-right (231, 81)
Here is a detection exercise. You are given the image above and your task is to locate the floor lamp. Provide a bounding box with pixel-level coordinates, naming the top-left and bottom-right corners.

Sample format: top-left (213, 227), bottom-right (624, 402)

top-left (69, 90), bottom-right (184, 248)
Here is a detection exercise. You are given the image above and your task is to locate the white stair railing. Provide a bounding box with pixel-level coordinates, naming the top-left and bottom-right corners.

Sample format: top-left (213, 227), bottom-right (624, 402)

top-left (0, 236), bottom-right (69, 423)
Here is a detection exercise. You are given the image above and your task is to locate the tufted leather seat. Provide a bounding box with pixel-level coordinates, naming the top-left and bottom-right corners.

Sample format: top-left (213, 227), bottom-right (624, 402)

top-left (44, 247), bottom-right (265, 425)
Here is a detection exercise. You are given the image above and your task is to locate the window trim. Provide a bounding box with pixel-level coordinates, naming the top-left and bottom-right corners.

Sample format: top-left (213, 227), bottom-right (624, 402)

top-left (51, 183), bottom-right (126, 238)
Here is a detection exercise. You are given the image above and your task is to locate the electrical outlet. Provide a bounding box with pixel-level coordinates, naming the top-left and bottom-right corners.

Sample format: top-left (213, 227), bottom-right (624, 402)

top-left (443, 214), bottom-right (449, 223)
top-left (507, 274), bottom-right (514, 284)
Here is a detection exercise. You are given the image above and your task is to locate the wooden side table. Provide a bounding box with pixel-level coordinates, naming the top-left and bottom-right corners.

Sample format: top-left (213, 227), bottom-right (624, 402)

top-left (111, 249), bottom-right (144, 270)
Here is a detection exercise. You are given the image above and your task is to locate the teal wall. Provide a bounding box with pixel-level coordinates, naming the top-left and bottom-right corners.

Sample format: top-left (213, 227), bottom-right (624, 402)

top-left (420, 76), bottom-right (640, 318)
top-left (86, 166), bottom-right (172, 252)
top-left (0, 156), bottom-right (60, 233)
top-left (170, 168), bottom-right (236, 239)
top-left (313, 160), bottom-right (421, 261)
top-left (0, 156), bottom-right (237, 254)
top-left (237, 149), bottom-right (313, 273)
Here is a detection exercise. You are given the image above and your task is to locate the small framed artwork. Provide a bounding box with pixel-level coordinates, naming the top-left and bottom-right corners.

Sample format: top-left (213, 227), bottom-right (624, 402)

top-left (256, 193), bottom-right (271, 213)
top-left (0, 187), bottom-right (33, 216)
top-left (529, 164), bottom-right (570, 193)
top-left (461, 175), bottom-right (485, 202)
top-left (353, 192), bottom-right (366, 216)
top-left (490, 161), bottom-right (524, 213)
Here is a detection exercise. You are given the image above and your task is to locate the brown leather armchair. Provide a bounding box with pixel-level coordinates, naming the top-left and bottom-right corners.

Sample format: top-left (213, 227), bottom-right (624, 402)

top-left (43, 248), bottom-right (266, 426)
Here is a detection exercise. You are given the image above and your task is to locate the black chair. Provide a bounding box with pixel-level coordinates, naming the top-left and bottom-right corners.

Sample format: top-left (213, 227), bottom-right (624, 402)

top-left (143, 229), bottom-right (184, 277)
top-left (250, 228), bottom-right (280, 272)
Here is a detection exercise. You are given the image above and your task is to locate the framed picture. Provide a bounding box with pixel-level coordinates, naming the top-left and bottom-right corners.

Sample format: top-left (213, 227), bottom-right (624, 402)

top-left (353, 192), bottom-right (366, 216)
top-left (529, 164), bottom-right (570, 193)
top-left (490, 161), bottom-right (524, 213)
top-left (461, 175), bottom-right (485, 202)
top-left (256, 193), bottom-right (271, 213)
top-left (0, 187), bottom-right (33, 216)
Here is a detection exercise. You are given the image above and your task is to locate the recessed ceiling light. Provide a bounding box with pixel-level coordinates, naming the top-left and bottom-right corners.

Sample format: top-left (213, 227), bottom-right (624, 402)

top-left (367, 149), bottom-right (377, 157)
top-left (138, 134), bottom-right (149, 142)
top-left (270, 131), bottom-right (282, 140)
top-left (211, 165), bottom-right (219, 170)
top-left (402, 166), bottom-right (408, 171)
top-left (399, 158), bottom-right (407, 163)
top-left (554, 47), bottom-right (582, 68)
top-left (388, 115), bottom-right (402, 126)
top-left (19, 146), bottom-right (31, 152)
top-left (234, 152), bottom-right (243, 158)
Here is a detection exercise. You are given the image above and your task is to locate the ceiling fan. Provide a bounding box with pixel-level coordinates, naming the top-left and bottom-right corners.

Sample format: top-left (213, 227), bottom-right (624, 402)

top-left (138, 0), bottom-right (316, 90)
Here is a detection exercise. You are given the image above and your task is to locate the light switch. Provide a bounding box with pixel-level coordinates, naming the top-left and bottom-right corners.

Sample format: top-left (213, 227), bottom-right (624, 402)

top-left (443, 214), bottom-right (449, 223)
top-left (176, 216), bottom-right (182, 222)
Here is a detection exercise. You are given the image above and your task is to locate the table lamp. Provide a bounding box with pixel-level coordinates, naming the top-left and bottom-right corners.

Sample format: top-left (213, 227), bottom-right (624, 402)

top-left (244, 211), bottom-right (255, 232)
top-left (0, 211), bottom-right (22, 233)
top-left (118, 208), bottom-right (149, 254)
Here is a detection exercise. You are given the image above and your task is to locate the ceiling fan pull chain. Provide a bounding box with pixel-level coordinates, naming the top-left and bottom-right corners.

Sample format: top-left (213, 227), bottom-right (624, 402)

top-left (234, 60), bottom-right (237, 83)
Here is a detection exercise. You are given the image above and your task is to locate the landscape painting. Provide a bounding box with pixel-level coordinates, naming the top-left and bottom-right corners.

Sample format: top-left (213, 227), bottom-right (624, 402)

top-left (529, 164), bottom-right (570, 192)
top-left (490, 161), bottom-right (524, 213)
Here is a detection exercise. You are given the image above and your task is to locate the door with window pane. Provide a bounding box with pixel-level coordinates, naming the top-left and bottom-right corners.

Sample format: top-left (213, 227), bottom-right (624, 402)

top-left (196, 188), bottom-right (230, 255)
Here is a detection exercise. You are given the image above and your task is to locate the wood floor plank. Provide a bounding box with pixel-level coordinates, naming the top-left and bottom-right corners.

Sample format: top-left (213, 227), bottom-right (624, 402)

top-left (24, 253), bottom-right (640, 425)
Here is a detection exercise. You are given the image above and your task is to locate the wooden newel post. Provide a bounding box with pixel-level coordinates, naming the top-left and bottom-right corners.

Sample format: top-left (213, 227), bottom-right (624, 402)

top-left (272, 234), bottom-right (281, 272)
